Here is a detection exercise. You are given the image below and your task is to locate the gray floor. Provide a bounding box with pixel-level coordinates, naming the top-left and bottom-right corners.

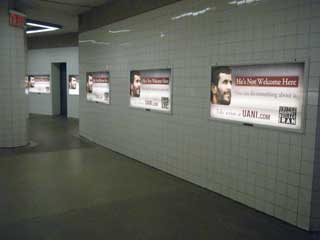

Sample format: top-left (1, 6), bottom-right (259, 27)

top-left (0, 115), bottom-right (316, 240)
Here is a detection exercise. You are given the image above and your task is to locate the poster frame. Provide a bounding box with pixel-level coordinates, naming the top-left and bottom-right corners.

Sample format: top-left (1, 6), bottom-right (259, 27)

top-left (85, 71), bottom-right (111, 105)
top-left (128, 67), bottom-right (173, 115)
top-left (68, 74), bottom-right (80, 96)
top-left (28, 74), bottom-right (51, 95)
top-left (208, 59), bottom-right (309, 134)
top-left (25, 75), bottom-right (29, 95)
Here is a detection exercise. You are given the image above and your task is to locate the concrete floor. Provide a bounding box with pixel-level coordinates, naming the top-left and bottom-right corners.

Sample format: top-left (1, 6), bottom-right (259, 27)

top-left (0, 115), bottom-right (316, 240)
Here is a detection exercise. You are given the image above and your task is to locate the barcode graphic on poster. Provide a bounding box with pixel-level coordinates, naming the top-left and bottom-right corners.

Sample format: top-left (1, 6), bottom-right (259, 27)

top-left (104, 92), bottom-right (109, 100)
top-left (279, 106), bottom-right (297, 125)
top-left (161, 97), bottom-right (169, 109)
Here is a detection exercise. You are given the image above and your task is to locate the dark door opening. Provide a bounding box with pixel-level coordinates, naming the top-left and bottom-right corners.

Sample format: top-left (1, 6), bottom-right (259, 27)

top-left (60, 63), bottom-right (67, 117)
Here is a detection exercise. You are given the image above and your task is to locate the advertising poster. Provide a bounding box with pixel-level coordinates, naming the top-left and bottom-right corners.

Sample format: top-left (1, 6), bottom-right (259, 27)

top-left (86, 71), bottom-right (110, 104)
top-left (28, 75), bottom-right (50, 94)
top-left (130, 69), bottom-right (171, 112)
top-left (68, 75), bottom-right (79, 95)
top-left (25, 76), bottom-right (29, 95)
top-left (210, 63), bottom-right (305, 130)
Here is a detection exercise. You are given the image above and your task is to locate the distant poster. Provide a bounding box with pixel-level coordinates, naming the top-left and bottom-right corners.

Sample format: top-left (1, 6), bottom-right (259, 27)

top-left (130, 69), bottom-right (171, 112)
top-left (68, 75), bottom-right (79, 95)
top-left (28, 75), bottom-right (50, 94)
top-left (210, 63), bottom-right (305, 130)
top-left (86, 71), bottom-right (110, 104)
top-left (25, 76), bottom-right (29, 95)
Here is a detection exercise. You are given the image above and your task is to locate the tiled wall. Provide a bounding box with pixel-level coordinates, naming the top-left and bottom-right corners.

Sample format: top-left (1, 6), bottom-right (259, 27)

top-left (79, 0), bottom-right (320, 230)
top-left (311, 94), bottom-right (320, 230)
top-left (27, 47), bottom-right (79, 118)
top-left (0, 3), bottom-right (28, 147)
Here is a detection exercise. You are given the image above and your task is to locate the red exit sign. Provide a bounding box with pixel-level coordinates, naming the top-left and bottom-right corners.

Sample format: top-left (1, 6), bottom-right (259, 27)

top-left (9, 10), bottom-right (26, 28)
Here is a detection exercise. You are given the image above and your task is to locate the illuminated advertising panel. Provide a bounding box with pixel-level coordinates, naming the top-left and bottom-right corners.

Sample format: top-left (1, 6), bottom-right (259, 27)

top-left (25, 76), bottom-right (29, 95)
top-left (130, 69), bottom-right (171, 112)
top-left (68, 75), bottom-right (79, 95)
top-left (28, 75), bottom-right (50, 94)
top-left (86, 71), bottom-right (110, 104)
top-left (210, 63), bottom-right (305, 131)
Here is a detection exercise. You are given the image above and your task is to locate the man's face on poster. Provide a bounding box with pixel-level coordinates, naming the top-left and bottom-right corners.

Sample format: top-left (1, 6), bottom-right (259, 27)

top-left (70, 77), bottom-right (77, 89)
top-left (29, 77), bottom-right (35, 88)
top-left (212, 72), bottom-right (232, 105)
top-left (87, 75), bottom-right (93, 93)
top-left (131, 74), bottom-right (141, 97)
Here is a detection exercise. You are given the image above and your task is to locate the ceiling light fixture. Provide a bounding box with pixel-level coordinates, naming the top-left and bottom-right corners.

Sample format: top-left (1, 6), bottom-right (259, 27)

top-left (229, 0), bottom-right (261, 6)
top-left (25, 20), bottom-right (62, 34)
top-left (79, 40), bottom-right (110, 45)
top-left (26, 22), bottom-right (59, 34)
top-left (172, 7), bottom-right (212, 20)
top-left (108, 29), bottom-right (131, 34)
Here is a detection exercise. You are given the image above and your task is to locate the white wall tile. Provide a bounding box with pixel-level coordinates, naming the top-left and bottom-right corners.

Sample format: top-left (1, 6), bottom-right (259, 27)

top-left (0, 5), bottom-right (27, 147)
top-left (79, 0), bottom-right (320, 231)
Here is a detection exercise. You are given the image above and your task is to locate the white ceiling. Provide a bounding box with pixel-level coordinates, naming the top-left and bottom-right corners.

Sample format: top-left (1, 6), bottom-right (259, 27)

top-left (16, 0), bottom-right (114, 35)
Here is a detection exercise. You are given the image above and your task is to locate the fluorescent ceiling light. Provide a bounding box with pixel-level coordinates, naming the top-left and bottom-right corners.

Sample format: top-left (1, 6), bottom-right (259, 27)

top-left (26, 22), bottom-right (59, 34)
top-left (108, 29), bottom-right (131, 34)
top-left (229, 0), bottom-right (260, 6)
top-left (25, 21), bottom-right (62, 34)
top-left (172, 7), bottom-right (212, 20)
top-left (26, 27), bottom-right (59, 34)
top-left (79, 40), bottom-right (110, 45)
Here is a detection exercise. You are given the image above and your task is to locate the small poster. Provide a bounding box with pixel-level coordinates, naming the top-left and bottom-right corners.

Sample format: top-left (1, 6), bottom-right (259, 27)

top-left (25, 76), bottom-right (29, 95)
top-left (210, 63), bottom-right (305, 130)
top-left (28, 75), bottom-right (50, 94)
top-left (68, 75), bottom-right (79, 95)
top-left (130, 69), bottom-right (171, 112)
top-left (86, 71), bottom-right (110, 104)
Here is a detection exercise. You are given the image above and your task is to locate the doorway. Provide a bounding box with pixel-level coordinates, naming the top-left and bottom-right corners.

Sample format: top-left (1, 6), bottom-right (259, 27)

top-left (59, 63), bottom-right (67, 116)
top-left (51, 62), bottom-right (67, 117)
